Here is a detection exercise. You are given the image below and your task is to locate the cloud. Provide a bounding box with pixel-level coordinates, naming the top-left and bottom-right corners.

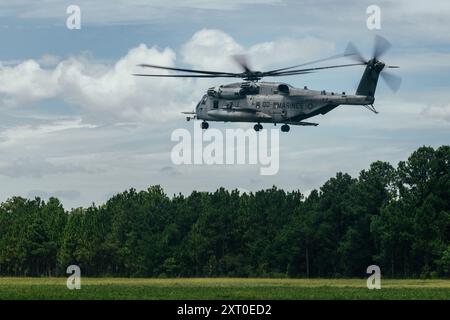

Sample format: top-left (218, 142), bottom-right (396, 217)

top-left (181, 29), bottom-right (244, 71)
top-left (0, 117), bottom-right (96, 147)
top-left (0, 118), bottom-right (103, 179)
top-left (182, 29), bottom-right (335, 72)
top-left (0, 45), bottom-right (200, 121)
top-left (0, 59), bottom-right (60, 107)
top-left (57, 45), bottom-right (199, 121)
top-left (27, 189), bottom-right (81, 201)
top-left (393, 51), bottom-right (450, 72)
top-left (38, 54), bottom-right (61, 67)
top-left (0, 0), bottom-right (283, 24)
top-left (0, 29), bottom-right (336, 122)
top-left (421, 104), bottom-right (450, 122)
top-left (0, 157), bottom-right (91, 178)
top-left (159, 166), bottom-right (181, 176)
top-left (247, 37), bottom-right (335, 69)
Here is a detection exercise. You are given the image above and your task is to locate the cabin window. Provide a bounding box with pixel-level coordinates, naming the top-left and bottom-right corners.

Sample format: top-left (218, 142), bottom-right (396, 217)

top-left (256, 101), bottom-right (261, 108)
top-left (213, 100), bottom-right (219, 109)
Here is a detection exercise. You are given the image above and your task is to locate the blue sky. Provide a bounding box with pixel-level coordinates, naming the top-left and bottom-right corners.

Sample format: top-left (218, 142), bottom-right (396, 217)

top-left (0, 0), bottom-right (449, 208)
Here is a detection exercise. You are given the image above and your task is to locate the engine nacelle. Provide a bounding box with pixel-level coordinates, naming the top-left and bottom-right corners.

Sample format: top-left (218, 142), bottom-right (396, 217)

top-left (207, 87), bottom-right (218, 97)
top-left (240, 82), bottom-right (260, 95)
top-left (207, 86), bottom-right (242, 99)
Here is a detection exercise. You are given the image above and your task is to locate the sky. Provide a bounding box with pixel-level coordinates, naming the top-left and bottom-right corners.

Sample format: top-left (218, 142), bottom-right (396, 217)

top-left (0, 0), bottom-right (449, 208)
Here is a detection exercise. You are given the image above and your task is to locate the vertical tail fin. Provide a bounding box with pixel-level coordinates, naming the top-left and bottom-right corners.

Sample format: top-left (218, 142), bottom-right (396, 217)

top-left (355, 59), bottom-right (385, 97)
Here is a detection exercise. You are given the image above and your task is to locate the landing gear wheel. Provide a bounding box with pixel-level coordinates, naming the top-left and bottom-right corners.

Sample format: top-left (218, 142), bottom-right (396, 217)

top-left (201, 121), bottom-right (209, 130)
top-left (254, 123), bottom-right (263, 132)
top-left (281, 124), bottom-right (290, 132)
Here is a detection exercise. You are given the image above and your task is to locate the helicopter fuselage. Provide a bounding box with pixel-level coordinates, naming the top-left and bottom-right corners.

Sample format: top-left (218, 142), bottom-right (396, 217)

top-left (191, 81), bottom-right (374, 129)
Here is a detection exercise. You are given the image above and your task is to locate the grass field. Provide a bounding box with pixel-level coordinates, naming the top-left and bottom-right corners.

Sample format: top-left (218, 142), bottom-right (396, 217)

top-left (0, 278), bottom-right (449, 300)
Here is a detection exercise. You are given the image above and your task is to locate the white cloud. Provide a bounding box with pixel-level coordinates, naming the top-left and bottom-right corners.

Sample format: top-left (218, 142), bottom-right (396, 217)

top-left (181, 29), bottom-right (335, 72)
top-left (182, 29), bottom-right (244, 71)
top-left (56, 45), bottom-right (199, 121)
top-left (0, 29), bottom-right (337, 122)
top-left (0, 44), bottom-right (201, 121)
top-left (38, 54), bottom-right (60, 67)
top-left (0, 59), bottom-right (60, 107)
top-left (0, 117), bottom-right (96, 147)
top-left (248, 36), bottom-right (335, 70)
top-left (421, 104), bottom-right (450, 122)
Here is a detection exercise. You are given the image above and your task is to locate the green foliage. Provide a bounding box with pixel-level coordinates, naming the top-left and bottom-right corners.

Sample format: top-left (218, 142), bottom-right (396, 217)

top-left (0, 145), bottom-right (449, 278)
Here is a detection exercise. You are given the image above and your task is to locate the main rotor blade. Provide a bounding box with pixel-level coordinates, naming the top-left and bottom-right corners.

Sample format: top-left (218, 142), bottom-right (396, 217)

top-left (380, 71), bottom-right (402, 92)
top-left (344, 42), bottom-right (367, 64)
top-left (137, 63), bottom-right (238, 76)
top-left (232, 55), bottom-right (252, 73)
top-left (265, 71), bottom-right (315, 77)
top-left (373, 35), bottom-right (392, 60)
top-left (132, 73), bottom-right (238, 78)
top-left (265, 52), bottom-right (354, 75)
top-left (266, 62), bottom-right (364, 76)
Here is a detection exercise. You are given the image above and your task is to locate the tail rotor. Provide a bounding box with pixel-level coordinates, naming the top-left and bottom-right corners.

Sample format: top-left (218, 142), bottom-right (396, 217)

top-left (346, 35), bottom-right (401, 93)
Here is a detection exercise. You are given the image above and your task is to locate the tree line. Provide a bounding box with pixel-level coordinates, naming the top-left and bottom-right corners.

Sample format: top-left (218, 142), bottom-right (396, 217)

top-left (0, 145), bottom-right (449, 278)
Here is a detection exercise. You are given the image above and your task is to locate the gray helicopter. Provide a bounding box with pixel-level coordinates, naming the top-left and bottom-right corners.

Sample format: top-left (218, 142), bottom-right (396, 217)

top-left (134, 36), bottom-right (401, 132)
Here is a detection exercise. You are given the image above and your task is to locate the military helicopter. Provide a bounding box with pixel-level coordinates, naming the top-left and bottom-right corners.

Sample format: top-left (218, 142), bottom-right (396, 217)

top-left (134, 36), bottom-right (401, 132)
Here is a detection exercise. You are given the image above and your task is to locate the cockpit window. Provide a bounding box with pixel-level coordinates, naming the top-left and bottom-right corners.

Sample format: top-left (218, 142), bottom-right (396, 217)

top-left (201, 96), bottom-right (207, 104)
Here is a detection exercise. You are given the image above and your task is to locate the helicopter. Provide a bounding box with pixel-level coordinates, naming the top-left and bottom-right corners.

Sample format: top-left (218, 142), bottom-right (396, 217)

top-left (134, 35), bottom-right (401, 132)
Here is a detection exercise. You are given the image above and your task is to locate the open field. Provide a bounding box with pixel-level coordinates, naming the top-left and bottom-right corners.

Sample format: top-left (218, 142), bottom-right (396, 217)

top-left (1, 278), bottom-right (450, 300)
